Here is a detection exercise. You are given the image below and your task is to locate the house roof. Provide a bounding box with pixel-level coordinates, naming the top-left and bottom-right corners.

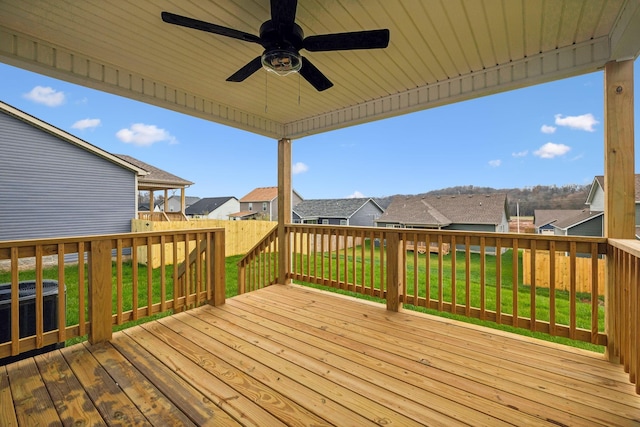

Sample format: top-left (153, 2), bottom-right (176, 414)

top-left (377, 193), bottom-right (508, 227)
top-left (240, 187), bottom-right (279, 203)
top-left (228, 211), bottom-right (257, 219)
top-left (240, 187), bottom-right (302, 203)
top-left (534, 209), bottom-right (585, 229)
top-left (115, 154), bottom-right (194, 191)
top-left (2, 2), bottom-right (638, 140)
top-left (0, 100), bottom-right (147, 177)
top-left (185, 197), bottom-right (237, 215)
top-left (293, 198), bottom-right (382, 219)
top-left (552, 209), bottom-right (603, 230)
top-left (162, 195), bottom-right (201, 207)
top-left (590, 175), bottom-right (640, 203)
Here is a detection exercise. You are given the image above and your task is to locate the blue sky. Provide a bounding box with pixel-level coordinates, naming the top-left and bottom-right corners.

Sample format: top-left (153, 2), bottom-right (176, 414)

top-left (1, 60), bottom-right (639, 200)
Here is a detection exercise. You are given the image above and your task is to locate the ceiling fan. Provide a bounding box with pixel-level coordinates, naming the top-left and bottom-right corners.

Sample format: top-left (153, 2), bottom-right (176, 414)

top-left (161, 0), bottom-right (390, 91)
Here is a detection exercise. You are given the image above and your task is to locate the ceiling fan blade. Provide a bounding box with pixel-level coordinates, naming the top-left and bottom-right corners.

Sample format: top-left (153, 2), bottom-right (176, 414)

top-left (299, 57), bottom-right (333, 91)
top-left (161, 11), bottom-right (261, 44)
top-left (270, 0), bottom-right (298, 28)
top-left (226, 56), bottom-right (263, 82)
top-left (303, 29), bottom-right (390, 52)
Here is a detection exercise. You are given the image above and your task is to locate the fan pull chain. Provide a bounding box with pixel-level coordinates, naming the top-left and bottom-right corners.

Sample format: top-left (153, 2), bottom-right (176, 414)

top-left (298, 74), bottom-right (301, 105)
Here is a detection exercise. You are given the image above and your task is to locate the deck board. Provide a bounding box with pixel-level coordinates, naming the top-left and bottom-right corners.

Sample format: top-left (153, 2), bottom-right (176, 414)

top-left (2, 284), bottom-right (640, 426)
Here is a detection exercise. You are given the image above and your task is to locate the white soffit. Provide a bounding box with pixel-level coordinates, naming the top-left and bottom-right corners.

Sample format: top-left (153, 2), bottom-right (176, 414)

top-left (0, 0), bottom-right (639, 140)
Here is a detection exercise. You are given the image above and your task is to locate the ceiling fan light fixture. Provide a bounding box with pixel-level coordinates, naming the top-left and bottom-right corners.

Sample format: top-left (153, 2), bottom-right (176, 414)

top-left (261, 50), bottom-right (301, 76)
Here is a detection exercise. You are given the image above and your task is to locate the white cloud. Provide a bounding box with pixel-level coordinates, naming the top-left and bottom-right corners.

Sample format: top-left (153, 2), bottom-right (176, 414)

top-left (534, 142), bottom-right (571, 159)
top-left (116, 123), bottom-right (177, 146)
top-left (512, 150), bottom-right (528, 158)
top-left (540, 124), bottom-right (556, 134)
top-left (554, 113), bottom-right (598, 132)
top-left (488, 159), bottom-right (501, 167)
top-left (23, 86), bottom-right (65, 107)
top-left (347, 191), bottom-right (365, 198)
top-left (292, 162), bottom-right (309, 175)
top-left (71, 118), bottom-right (101, 130)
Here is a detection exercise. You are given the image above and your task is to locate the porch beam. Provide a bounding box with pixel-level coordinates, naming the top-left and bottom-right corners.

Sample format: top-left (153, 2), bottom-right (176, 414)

top-left (278, 138), bottom-right (292, 285)
top-left (604, 59), bottom-right (635, 362)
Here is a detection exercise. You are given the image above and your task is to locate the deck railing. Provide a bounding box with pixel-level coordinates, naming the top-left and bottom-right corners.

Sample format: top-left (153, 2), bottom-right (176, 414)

top-left (240, 225), bottom-right (608, 346)
top-left (0, 228), bottom-right (225, 360)
top-left (607, 238), bottom-right (640, 394)
top-left (138, 211), bottom-right (188, 221)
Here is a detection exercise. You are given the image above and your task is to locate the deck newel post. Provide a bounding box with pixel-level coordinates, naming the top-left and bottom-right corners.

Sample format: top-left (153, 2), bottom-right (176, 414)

top-left (604, 59), bottom-right (635, 363)
top-left (278, 137), bottom-right (292, 285)
top-left (210, 230), bottom-right (226, 306)
top-left (386, 231), bottom-right (403, 312)
top-left (88, 239), bottom-right (113, 344)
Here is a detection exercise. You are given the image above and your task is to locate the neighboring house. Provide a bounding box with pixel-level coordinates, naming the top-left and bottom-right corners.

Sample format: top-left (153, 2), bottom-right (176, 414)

top-left (0, 101), bottom-right (147, 240)
top-left (376, 193), bottom-right (510, 232)
top-left (548, 175), bottom-right (640, 237)
top-left (114, 154), bottom-right (194, 219)
top-left (231, 186), bottom-right (303, 221)
top-left (159, 195), bottom-right (201, 213)
top-left (534, 209), bottom-right (585, 234)
top-left (292, 198), bottom-right (384, 226)
top-left (185, 197), bottom-right (240, 219)
top-left (375, 193), bottom-right (510, 254)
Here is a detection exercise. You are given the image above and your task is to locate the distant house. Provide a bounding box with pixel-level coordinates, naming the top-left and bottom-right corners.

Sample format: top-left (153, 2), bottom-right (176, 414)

top-left (375, 193), bottom-right (510, 254)
top-left (231, 186), bottom-right (303, 221)
top-left (534, 209), bottom-right (586, 234)
top-left (292, 198), bottom-right (384, 226)
top-left (159, 195), bottom-right (201, 213)
top-left (376, 193), bottom-right (509, 232)
top-left (185, 197), bottom-right (239, 220)
top-left (0, 100), bottom-right (147, 240)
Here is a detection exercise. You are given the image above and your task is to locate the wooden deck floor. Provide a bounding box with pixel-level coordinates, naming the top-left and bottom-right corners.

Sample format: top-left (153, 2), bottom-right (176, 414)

top-left (2, 284), bottom-right (639, 426)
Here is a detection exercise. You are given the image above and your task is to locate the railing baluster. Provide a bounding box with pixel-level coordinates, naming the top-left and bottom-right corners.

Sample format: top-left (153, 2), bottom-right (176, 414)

top-left (10, 247), bottom-right (19, 356)
top-left (132, 238), bottom-right (139, 320)
top-left (147, 236), bottom-right (153, 316)
top-left (57, 243), bottom-right (66, 343)
top-left (464, 236), bottom-right (471, 317)
top-left (479, 237), bottom-right (486, 319)
top-left (591, 242), bottom-right (599, 344)
top-left (425, 234), bottom-right (431, 309)
top-left (495, 238), bottom-right (502, 324)
top-left (78, 241), bottom-right (86, 336)
top-left (450, 235), bottom-right (456, 314)
top-left (516, 238), bottom-right (520, 328)
top-left (160, 235), bottom-right (167, 311)
top-left (546, 242), bottom-right (555, 337)
top-left (528, 240), bottom-right (537, 331)
top-left (116, 239), bottom-right (123, 324)
top-left (35, 245), bottom-right (43, 348)
top-left (569, 241), bottom-right (577, 340)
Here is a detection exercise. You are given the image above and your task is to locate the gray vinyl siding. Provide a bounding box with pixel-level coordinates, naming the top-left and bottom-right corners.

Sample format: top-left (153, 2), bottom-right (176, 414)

top-left (0, 111), bottom-right (136, 241)
top-left (350, 201), bottom-right (383, 227)
top-left (636, 203), bottom-right (640, 225)
top-left (566, 216), bottom-right (603, 237)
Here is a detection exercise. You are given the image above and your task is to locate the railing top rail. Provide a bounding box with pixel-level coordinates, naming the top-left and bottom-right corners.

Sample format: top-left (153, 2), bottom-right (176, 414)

top-left (285, 223), bottom-right (607, 243)
top-left (608, 238), bottom-right (640, 257)
top-left (0, 227), bottom-right (226, 249)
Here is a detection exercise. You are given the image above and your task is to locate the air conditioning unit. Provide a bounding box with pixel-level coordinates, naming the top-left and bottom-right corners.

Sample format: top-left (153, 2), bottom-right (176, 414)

top-left (0, 280), bottom-right (66, 365)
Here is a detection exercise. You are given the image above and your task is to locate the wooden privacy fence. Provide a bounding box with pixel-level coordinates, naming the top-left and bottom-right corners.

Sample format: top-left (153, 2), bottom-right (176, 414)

top-left (522, 250), bottom-right (605, 295)
top-left (132, 219), bottom-right (276, 267)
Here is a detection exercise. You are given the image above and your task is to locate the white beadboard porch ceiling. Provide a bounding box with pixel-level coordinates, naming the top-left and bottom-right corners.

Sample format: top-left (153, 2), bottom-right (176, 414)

top-left (1, 1), bottom-right (639, 140)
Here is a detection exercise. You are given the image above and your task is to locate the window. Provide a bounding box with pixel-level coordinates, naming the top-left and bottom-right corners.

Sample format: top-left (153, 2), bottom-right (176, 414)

top-left (339, 219), bottom-right (347, 226)
top-left (248, 202), bottom-right (253, 211)
top-left (262, 202), bottom-right (268, 211)
top-left (322, 219), bottom-right (329, 225)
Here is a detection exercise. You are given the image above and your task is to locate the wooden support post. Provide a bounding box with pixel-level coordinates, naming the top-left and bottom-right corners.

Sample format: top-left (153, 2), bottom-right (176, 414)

top-left (88, 239), bottom-right (113, 344)
top-left (278, 138), bottom-right (292, 285)
top-left (604, 59), bottom-right (635, 363)
top-left (210, 231), bottom-right (226, 306)
top-left (386, 232), bottom-right (403, 312)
